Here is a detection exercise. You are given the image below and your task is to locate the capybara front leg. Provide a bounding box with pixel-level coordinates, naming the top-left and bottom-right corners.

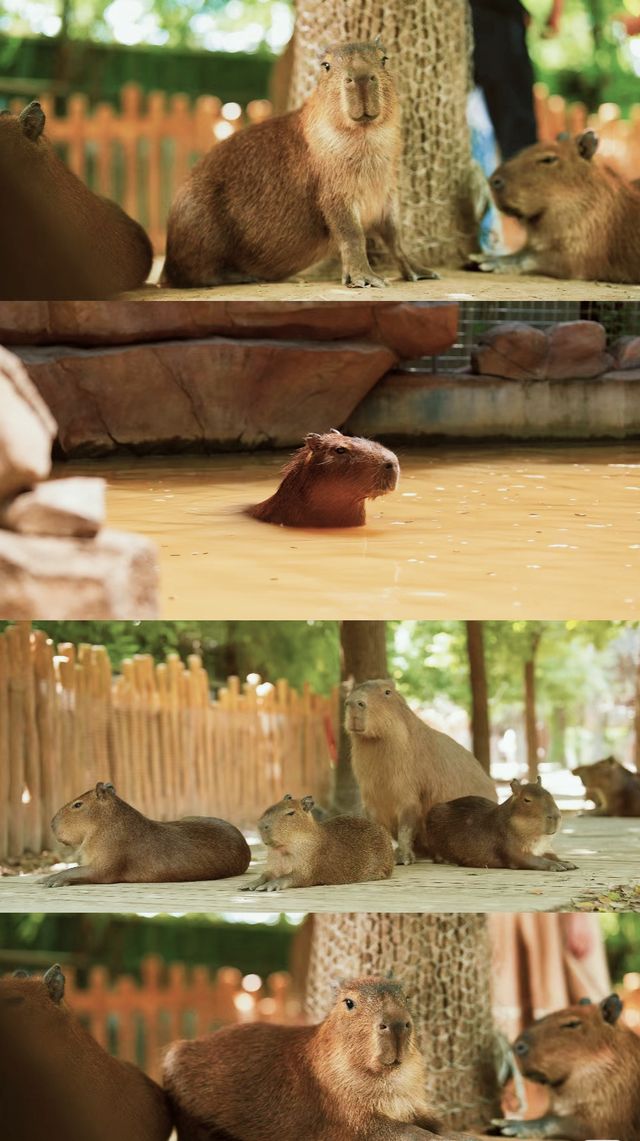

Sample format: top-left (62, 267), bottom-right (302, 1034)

top-left (542, 851), bottom-right (578, 871)
top-left (240, 873), bottom-right (271, 892)
top-left (324, 202), bottom-right (386, 288)
top-left (42, 865), bottom-right (103, 887)
top-left (251, 874), bottom-right (296, 892)
top-left (374, 205), bottom-right (439, 280)
top-left (465, 250), bottom-right (539, 275)
top-left (493, 1114), bottom-right (586, 1140)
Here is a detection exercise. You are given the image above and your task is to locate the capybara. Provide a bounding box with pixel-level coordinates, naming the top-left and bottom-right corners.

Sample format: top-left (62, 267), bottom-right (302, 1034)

top-left (425, 778), bottom-right (577, 872)
top-left (0, 102), bottom-right (153, 300)
top-left (0, 965), bottom-right (172, 1141)
top-left (163, 975), bottom-right (476, 1141)
top-left (163, 41), bottom-right (437, 289)
top-left (345, 680), bottom-right (497, 864)
top-left (247, 429), bottom-right (400, 528)
top-left (494, 994), bottom-right (640, 1140)
top-left (241, 793), bottom-right (395, 891)
top-left (468, 131), bottom-right (640, 282)
top-left (42, 781), bottom-right (251, 886)
top-left (574, 755), bottom-right (640, 817)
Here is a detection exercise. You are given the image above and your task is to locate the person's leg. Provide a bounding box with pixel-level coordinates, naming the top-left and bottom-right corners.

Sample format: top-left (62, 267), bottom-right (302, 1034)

top-left (472, 5), bottom-right (538, 159)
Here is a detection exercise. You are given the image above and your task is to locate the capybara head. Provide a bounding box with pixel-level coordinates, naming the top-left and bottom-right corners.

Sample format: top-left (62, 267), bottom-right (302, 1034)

top-left (345, 679), bottom-right (408, 738)
top-left (508, 777), bottom-right (561, 837)
top-left (0, 964), bottom-right (66, 1022)
top-left (513, 995), bottom-right (624, 1086)
top-left (574, 756), bottom-right (620, 789)
top-left (51, 782), bottom-right (117, 847)
top-left (489, 131), bottom-right (601, 220)
top-left (0, 101), bottom-right (46, 150)
top-left (326, 977), bottom-right (417, 1071)
top-left (258, 793), bottom-right (315, 847)
top-left (293, 430), bottom-right (399, 500)
top-left (316, 41), bottom-right (396, 127)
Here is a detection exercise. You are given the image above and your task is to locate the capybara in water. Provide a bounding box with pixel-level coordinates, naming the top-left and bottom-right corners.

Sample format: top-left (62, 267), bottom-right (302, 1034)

top-left (0, 102), bottom-right (153, 300)
top-left (247, 429), bottom-right (400, 528)
top-left (426, 778), bottom-right (577, 872)
top-left (163, 41), bottom-right (437, 289)
top-left (494, 994), bottom-right (640, 1140)
top-left (0, 965), bottom-right (172, 1141)
top-left (345, 680), bottom-right (497, 864)
top-left (163, 975), bottom-right (476, 1141)
top-left (241, 793), bottom-right (395, 891)
top-left (42, 781), bottom-right (250, 886)
top-left (574, 755), bottom-right (640, 817)
top-left (468, 131), bottom-right (640, 282)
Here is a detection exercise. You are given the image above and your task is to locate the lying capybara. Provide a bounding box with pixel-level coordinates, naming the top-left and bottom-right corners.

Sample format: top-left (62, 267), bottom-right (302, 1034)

top-left (163, 41), bottom-right (437, 289)
top-left (163, 975), bottom-right (476, 1141)
top-left (574, 755), bottom-right (640, 816)
top-left (0, 102), bottom-right (153, 299)
top-left (468, 131), bottom-right (640, 282)
top-left (0, 965), bottom-right (172, 1141)
top-left (345, 680), bottom-right (497, 864)
top-left (247, 429), bottom-right (400, 527)
top-left (241, 793), bottom-right (394, 891)
top-left (426, 778), bottom-right (577, 872)
top-left (42, 781), bottom-right (250, 886)
top-left (494, 994), bottom-right (640, 1140)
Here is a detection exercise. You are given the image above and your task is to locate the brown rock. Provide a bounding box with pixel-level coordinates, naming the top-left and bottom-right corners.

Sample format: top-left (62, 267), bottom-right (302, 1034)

top-left (0, 345), bottom-right (56, 498)
top-left (546, 321), bottom-right (612, 380)
top-left (610, 335), bottom-right (640, 371)
top-left (470, 322), bottom-right (548, 380)
top-left (371, 301), bottom-right (458, 360)
top-left (0, 477), bottom-right (105, 537)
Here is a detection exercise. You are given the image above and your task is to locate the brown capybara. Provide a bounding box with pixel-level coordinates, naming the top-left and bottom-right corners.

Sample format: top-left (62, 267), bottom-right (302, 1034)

top-left (163, 976), bottom-right (476, 1141)
top-left (241, 793), bottom-right (395, 891)
top-left (42, 781), bottom-right (250, 886)
top-left (247, 429), bottom-right (400, 528)
top-left (0, 965), bottom-right (172, 1141)
top-left (0, 102), bottom-right (153, 300)
top-left (574, 755), bottom-right (640, 817)
top-left (345, 680), bottom-right (497, 865)
top-left (163, 41), bottom-right (437, 289)
top-left (468, 131), bottom-right (640, 283)
top-left (494, 994), bottom-right (640, 1140)
top-left (425, 778), bottom-right (577, 872)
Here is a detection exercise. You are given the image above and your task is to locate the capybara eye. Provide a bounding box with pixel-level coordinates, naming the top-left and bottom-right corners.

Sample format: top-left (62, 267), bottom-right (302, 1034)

top-left (381, 56), bottom-right (388, 66)
top-left (72, 801), bottom-right (83, 809)
top-left (384, 689), bottom-right (391, 695)
top-left (561, 1020), bottom-right (582, 1029)
top-left (523, 797), bottom-right (532, 804)
top-left (334, 446), bottom-right (348, 454)
top-left (344, 998), bottom-right (355, 1010)
top-left (286, 811), bottom-right (295, 816)
top-left (321, 61), bottom-right (331, 72)
top-left (538, 155), bottom-right (559, 165)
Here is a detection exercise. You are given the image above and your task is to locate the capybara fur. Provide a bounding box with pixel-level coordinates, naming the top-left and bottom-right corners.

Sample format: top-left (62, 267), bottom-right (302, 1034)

top-left (574, 755), bottom-right (640, 817)
top-left (242, 793), bottom-right (395, 891)
top-left (425, 778), bottom-right (577, 872)
top-left (495, 994), bottom-right (640, 1140)
top-left (247, 429), bottom-right (400, 528)
top-left (345, 680), bottom-right (497, 864)
top-left (470, 131), bottom-right (640, 282)
top-left (0, 965), bottom-right (172, 1141)
top-left (163, 976), bottom-right (474, 1141)
top-left (163, 41), bottom-right (437, 289)
top-left (43, 781), bottom-right (250, 886)
top-left (0, 102), bottom-right (152, 300)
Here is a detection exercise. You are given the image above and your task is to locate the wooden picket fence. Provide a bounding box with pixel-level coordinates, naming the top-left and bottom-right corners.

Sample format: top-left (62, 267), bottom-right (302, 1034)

top-left (0, 623), bottom-right (338, 860)
top-left (534, 82), bottom-right (640, 181)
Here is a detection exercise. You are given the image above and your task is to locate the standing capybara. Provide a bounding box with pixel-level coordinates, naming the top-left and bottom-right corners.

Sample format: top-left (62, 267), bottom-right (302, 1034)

top-left (163, 41), bottom-right (437, 289)
top-left (0, 102), bottom-right (152, 299)
top-left (247, 429), bottom-right (400, 528)
top-left (42, 781), bottom-right (251, 886)
top-left (241, 793), bottom-right (395, 891)
top-left (468, 131), bottom-right (640, 282)
top-left (426, 778), bottom-right (577, 872)
top-left (574, 755), bottom-right (640, 817)
top-left (345, 680), bottom-right (497, 864)
top-left (494, 994), bottom-right (640, 1140)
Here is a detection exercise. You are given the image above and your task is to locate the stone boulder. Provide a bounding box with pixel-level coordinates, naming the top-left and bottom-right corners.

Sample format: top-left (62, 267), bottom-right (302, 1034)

top-left (0, 345), bottom-right (56, 499)
top-left (0, 477), bottom-right (105, 538)
top-left (471, 322), bottom-right (548, 380)
top-left (610, 335), bottom-right (640, 371)
top-left (546, 321), bottom-right (613, 380)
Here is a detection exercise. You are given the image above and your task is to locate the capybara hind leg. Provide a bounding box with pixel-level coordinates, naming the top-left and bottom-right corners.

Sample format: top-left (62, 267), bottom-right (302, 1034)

top-left (396, 807), bottom-right (422, 865)
top-left (373, 207), bottom-right (439, 281)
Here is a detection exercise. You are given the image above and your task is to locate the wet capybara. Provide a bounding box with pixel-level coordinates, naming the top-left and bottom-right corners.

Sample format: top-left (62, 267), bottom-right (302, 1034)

top-left (494, 994), bottom-right (640, 1140)
top-left (574, 755), bottom-right (640, 817)
top-left (241, 793), bottom-right (395, 891)
top-left (43, 781), bottom-right (250, 886)
top-left (247, 429), bottom-right (400, 528)
top-left (163, 41), bottom-right (437, 289)
top-left (345, 680), bottom-right (497, 864)
top-left (426, 778), bottom-right (577, 872)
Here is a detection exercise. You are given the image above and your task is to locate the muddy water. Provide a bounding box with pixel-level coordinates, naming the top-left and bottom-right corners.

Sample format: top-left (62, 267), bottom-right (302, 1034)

top-left (59, 444), bottom-right (640, 619)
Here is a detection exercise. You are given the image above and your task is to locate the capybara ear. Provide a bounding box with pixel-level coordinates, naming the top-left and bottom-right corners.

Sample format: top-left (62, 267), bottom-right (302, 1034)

top-left (12, 969), bottom-right (29, 978)
top-left (18, 101), bottom-right (45, 142)
top-left (510, 779), bottom-right (522, 794)
top-left (536, 775), bottom-right (542, 786)
top-left (342, 676), bottom-right (355, 696)
top-left (95, 781), bottom-right (116, 799)
top-left (304, 433), bottom-right (323, 450)
top-left (301, 795), bottom-right (315, 813)
top-left (385, 968), bottom-right (395, 979)
top-left (576, 130), bottom-right (598, 160)
top-left (283, 793), bottom-right (293, 801)
top-left (600, 993), bottom-right (623, 1024)
top-left (578, 997), bottom-right (592, 1005)
top-left (43, 964), bottom-right (65, 1004)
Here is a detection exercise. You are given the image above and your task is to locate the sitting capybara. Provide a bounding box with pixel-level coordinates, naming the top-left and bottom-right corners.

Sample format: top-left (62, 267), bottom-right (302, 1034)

top-left (426, 778), bottom-right (577, 872)
top-left (241, 793), bottom-right (394, 891)
top-left (469, 131), bottom-right (640, 283)
top-left (43, 781), bottom-right (250, 886)
top-left (574, 755), bottom-right (640, 817)
top-left (345, 680), bottom-right (497, 864)
top-left (247, 429), bottom-right (400, 528)
top-left (163, 41), bottom-right (437, 289)
top-left (0, 965), bottom-right (172, 1141)
top-left (0, 101), bottom-right (152, 299)
top-left (494, 994), bottom-right (640, 1140)
top-left (163, 975), bottom-right (476, 1141)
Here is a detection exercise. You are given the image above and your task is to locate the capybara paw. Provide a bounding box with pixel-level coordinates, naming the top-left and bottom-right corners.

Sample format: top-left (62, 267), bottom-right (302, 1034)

top-left (464, 253), bottom-right (498, 273)
top-left (343, 270), bottom-right (387, 288)
top-left (42, 872), bottom-right (68, 888)
top-left (555, 859), bottom-right (578, 871)
top-left (405, 265), bottom-right (440, 281)
top-left (490, 1119), bottom-right (529, 1137)
top-left (395, 849), bottom-right (416, 866)
top-left (253, 880), bottom-right (281, 892)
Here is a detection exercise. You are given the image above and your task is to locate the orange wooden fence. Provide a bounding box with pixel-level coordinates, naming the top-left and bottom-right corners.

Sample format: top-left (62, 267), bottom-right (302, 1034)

top-left (534, 82), bottom-right (640, 180)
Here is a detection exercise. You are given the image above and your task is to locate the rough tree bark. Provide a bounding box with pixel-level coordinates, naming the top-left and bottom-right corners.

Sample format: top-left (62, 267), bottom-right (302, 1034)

top-left (332, 620), bottom-right (388, 814)
top-left (466, 620), bottom-right (491, 774)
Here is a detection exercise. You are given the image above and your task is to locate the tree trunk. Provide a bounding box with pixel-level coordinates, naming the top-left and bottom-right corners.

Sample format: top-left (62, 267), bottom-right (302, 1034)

top-left (524, 634), bottom-right (541, 781)
top-left (290, 1), bottom-right (476, 265)
top-left (634, 646), bottom-right (640, 772)
top-left (466, 621), bottom-right (491, 774)
top-left (332, 621), bottom-right (388, 814)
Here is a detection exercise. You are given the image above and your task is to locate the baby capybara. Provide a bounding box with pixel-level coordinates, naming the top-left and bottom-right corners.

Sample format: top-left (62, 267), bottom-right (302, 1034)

top-left (574, 755), bottom-right (640, 817)
top-left (163, 41), bottom-right (437, 289)
top-left (43, 781), bottom-right (250, 886)
top-left (247, 429), bottom-right (400, 528)
top-left (426, 778), bottom-right (577, 872)
top-left (494, 994), bottom-right (640, 1140)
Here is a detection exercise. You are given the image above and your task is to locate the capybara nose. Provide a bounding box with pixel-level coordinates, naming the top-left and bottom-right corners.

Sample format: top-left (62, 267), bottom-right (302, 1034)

top-left (357, 700), bottom-right (365, 708)
top-left (514, 1037), bottom-right (529, 1056)
top-left (384, 461), bottom-right (395, 470)
top-left (490, 174), bottom-right (504, 191)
